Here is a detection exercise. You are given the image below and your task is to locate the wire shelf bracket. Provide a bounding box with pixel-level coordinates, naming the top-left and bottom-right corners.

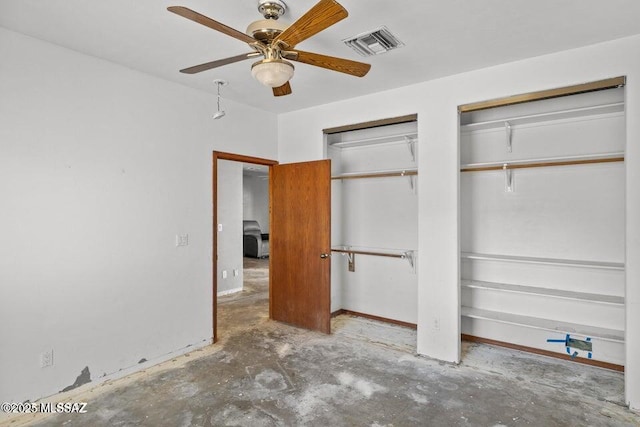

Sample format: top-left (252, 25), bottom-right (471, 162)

top-left (505, 121), bottom-right (513, 153)
top-left (405, 135), bottom-right (417, 163)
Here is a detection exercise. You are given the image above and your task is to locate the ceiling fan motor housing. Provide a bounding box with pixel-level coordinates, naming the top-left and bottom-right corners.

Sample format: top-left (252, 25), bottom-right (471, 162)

top-left (248, 0), bottom-right (288, 41)
top-left (246, 18), bottom-right (288, 42)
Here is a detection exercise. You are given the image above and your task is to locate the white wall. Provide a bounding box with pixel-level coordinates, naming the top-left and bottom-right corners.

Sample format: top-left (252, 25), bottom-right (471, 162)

top-left (218, 161), bottom-right (244, 294)
top-left (242, 174), bottom-right (269, 233)
top-left (0, 28), bottom-right (277, 404)
top-left (278, 34), bottom-right (640, 410)
top-left (337, 177), bottom-right (418, 323)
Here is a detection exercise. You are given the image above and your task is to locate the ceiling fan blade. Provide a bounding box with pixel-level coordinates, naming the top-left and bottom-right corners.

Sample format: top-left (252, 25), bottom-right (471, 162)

top-left (285, 50), bottom-right (371, 77)
top-left (273, 82), bottom-right (292, 97)
top-left (180, 52), bottom-right (259, 74)
top-left (168, 6), bottom-right (257, 45)
top-left (274, 0), bottom-right (347, 48)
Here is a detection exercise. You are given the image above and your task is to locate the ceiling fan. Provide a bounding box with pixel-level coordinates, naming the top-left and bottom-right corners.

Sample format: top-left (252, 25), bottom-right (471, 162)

top-left (168, 0), bottom-right (371, 97)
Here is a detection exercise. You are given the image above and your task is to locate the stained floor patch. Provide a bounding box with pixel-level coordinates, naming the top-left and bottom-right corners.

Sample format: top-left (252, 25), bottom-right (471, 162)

top-left (60, 366), bottom-right (91, 393)
top-left (25, 258), bottom-right (640, 427)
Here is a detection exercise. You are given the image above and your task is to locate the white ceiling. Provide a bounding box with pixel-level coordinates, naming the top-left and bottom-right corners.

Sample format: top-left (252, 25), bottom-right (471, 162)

top-left (2, 0), bottom-right (640, 114)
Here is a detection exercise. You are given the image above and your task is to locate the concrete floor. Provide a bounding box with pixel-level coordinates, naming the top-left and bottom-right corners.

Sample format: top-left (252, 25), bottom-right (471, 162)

top-left (16, 258), bottom-right (640, 426)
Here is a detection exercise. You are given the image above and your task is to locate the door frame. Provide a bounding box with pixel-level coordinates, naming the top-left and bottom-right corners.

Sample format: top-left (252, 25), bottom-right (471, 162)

top-left (212, 151), bottom-right (278, 343)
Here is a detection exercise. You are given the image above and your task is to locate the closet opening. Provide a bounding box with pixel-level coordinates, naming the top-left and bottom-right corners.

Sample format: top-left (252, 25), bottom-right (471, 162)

top-left (458, 77), bottom-right (626, 373)
top-left (324, 114), bottom-right (419, 351)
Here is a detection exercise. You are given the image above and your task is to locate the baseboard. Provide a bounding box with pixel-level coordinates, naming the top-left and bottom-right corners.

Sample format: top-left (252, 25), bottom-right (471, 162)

top-left (331, 309), bottom-right (417, 330)
top-left (329, 312), bottom-right (623, 371)
top-left (0, 338), bottom-right (213, 426)
top-left (217, 287), bottom-right (243, 297)
top-left (461, 334), bottom-right (624, 372)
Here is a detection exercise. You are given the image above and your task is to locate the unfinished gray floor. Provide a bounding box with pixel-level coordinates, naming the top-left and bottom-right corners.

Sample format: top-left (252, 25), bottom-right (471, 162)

top-left (20, 258), bottom-right (640, 426)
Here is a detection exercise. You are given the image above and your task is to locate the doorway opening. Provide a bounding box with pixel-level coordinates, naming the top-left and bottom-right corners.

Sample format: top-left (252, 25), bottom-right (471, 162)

top-left (215, 153), bottom-right (333, 339)
top-left (213, 152), bottom-right (277, 343)
top-left (242, 163), bottom-right (270, 268)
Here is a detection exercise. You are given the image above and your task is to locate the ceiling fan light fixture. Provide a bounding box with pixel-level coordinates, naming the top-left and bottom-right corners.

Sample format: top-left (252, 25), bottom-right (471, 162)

top-left (251, 59), bottom-right (294, 88)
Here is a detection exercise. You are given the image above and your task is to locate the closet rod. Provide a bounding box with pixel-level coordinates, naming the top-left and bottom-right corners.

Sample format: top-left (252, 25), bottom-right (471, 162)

top-left (461, 156), bottom-right (624, 172)
top-left (332, 170), bottom-right (418, 180)
top-left (461, 152), bottom-right (624, 170)
top-left (331, 248), bottom-right (404, 259)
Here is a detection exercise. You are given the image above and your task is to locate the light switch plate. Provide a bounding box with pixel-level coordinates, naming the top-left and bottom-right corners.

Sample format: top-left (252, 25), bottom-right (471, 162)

top-left (176, 234), bottom-right (189, 247)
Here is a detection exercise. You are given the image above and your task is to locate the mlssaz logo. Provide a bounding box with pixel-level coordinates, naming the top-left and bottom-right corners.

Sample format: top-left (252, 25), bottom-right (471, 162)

top-left (54, 402), bottom-right (88, 413)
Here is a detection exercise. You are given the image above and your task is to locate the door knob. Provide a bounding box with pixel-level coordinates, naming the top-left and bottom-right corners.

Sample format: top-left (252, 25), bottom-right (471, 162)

top-left (320, 253), bottom-right (330, 259)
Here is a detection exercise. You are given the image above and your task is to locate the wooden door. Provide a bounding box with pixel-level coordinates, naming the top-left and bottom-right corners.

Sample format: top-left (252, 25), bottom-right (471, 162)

top-left (270, 159), bottom-right (331, 333)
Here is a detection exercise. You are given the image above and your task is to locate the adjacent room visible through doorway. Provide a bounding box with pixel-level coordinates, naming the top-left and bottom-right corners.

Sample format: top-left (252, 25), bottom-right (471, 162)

top-left (217, 162), bottom-right (271, 340)
top-left (213, 152), bottom-right (277, 343)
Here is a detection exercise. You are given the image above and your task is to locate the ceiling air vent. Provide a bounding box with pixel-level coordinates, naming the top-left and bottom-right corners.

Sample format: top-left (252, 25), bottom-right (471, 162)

top-left (343, 26), bottom-right (404, 57)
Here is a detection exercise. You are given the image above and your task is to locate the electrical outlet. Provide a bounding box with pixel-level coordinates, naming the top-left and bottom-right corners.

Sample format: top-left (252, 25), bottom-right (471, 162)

top-left (433, 317), bottom-right (440, 330)
top-left (41, 349), bottom-right (54, 368)
top-left (233, 269), bottom-right (239, 277)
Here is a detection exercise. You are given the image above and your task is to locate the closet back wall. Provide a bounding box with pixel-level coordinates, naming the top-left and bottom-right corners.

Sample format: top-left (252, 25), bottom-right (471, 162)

top-left (459, 87), bottom-right (626, 365)
top-left (329, 123), bottom-right (418, 324)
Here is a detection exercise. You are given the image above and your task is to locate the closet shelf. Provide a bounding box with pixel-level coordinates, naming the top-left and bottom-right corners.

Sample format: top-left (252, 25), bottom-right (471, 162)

top-left (329, 132), bottom-right (418, 149)
top-left (332, 168), bottom-right (418, 180)
top-left (460, 152), bottom-right (624, 172)
top-left (461, 280), bottom-right (624, 305)
top-left (461, 306), bottom-right (624, 343)
top-left (460, 102), bottom-right (624, 132)
top-left (461, 252), bottom-right (624, 271)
